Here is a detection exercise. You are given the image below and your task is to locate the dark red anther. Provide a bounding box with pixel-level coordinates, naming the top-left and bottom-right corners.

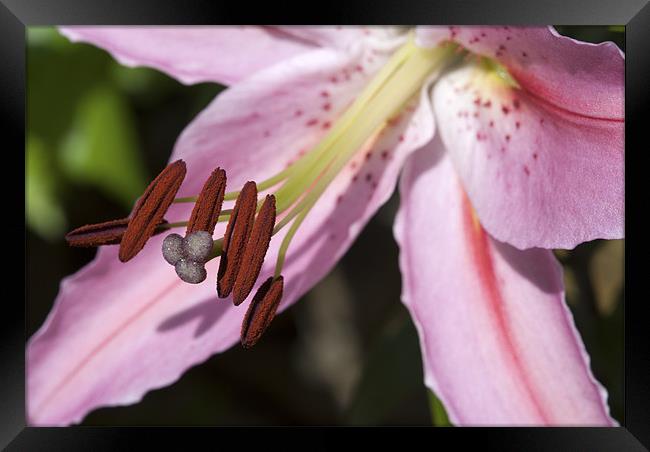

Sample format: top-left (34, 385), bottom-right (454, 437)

top-left (66, 218), bottom-right (169, 247)
top-left (217, 181), bottom-right (257, 298)
top-left (119, 159), bottom-right (186, 262)
top-left (232, 195), bottom-right (276, 306)
top-left (186, 167), bottom-right (227, 235)
top-left (241, 276), bottom-right (284, 349)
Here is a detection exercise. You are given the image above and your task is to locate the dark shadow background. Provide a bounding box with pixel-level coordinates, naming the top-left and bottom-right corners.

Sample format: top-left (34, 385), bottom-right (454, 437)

top-left (26, 26), bottom-right (624, 425)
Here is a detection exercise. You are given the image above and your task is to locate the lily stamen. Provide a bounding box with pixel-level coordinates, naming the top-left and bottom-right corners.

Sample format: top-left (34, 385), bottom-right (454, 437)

top-left (217, 181), bottom-right (259, 298)
top-left (231, 194), bottom-right (277, 305)
top-left (66, 218), bottom-right (170, 247)
top-left (119, 159), bottom-right (186, 262)
top-left (240, 276), bottom-right (284, 348)
top-left (241, 275), bottom-right (284, 349)
top-left (186, 167), bottom-right (226, 234)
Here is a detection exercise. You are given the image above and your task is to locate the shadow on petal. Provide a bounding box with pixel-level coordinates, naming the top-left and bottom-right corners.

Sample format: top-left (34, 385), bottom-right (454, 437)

top-left (493, 240), bottom-right (563, 295)
top-left (157, 298), bottom-right (232, 338)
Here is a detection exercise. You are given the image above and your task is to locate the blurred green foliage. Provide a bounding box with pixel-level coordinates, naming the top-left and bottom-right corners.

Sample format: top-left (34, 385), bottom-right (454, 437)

top-left (26, 26), bottom-right (624, 426)
top-left (26, 135), bottom-right (66, 239)
top-left (60, 84), bottom-right (146, 205)
top-left (27, 27), bottom-right (150, 239)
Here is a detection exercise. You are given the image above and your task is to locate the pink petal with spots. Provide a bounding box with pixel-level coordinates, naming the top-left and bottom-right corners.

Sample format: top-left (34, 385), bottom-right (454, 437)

top-left (431, 63), bottom-right (623, 249)
top-left (27, 44), bottom-right (436, 426)
top-left (394, 139), bottom-right (615, 425)
top-left (59, 26), bottom-right (316, 85)
top-left (417, 26), bottom-right (624, 120)
top-left (171, 46), bottom-right (385, 192)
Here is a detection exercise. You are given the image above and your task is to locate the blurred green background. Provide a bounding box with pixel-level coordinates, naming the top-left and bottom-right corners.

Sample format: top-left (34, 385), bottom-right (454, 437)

top-left (26, 26), bottom-right (625, 425)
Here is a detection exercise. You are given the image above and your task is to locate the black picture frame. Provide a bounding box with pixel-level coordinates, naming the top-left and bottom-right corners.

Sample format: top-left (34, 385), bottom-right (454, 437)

top-left (7, 0), bottom-right (650, 449)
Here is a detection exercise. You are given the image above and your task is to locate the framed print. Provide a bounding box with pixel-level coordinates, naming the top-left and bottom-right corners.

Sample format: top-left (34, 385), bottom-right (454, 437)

top-left (6, 0), bottom-right (650, 449)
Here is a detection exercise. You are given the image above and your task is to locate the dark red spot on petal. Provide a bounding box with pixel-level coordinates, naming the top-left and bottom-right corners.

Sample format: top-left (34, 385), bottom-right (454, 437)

top-left (489, 120), bottom-right (494, 127)
top-left (483, 100), bottom-right (492, 108)
top-left (522, 51), bottom-right (528, 57)
top-left (523, 165), bottom-right (530, 176)
top-left (294, 109), bottom-right (303, 117)
top-left (306, 119), bottom-right (319, 127)
top-left (329, 75), bottom-right (338, 83)
top-left (513, 99), bottom-right (521, 109)
top-left (505, 134), bottom-right (511, 142)
top-left (515, 121), bottom-right (521, 129)
top-left (320, 90), bottom-right (330, 98)
top-left (381, 150), bottom-right (390, 160)
top-left (322, 103), bottom-right (331, 111)
top-left (502, 105), bottom-right (510, 115)
top-left (533, 153), bottom-right (538, 160)
top-left (322, 121), bottom-right (331, 130)
top-left (365, 151), bottom-right (372, 161)
top-left (263, 130), bottom-right (271, 138)
top-left (398, 134), bottom-right (405, 142)
top-left (365, 173), bottom-right (373, 182)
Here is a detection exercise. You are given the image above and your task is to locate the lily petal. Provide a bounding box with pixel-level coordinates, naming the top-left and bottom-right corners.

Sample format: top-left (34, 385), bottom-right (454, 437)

top-left (277, 26), bottom-right (406, 50)
top-left (431, 62), bottom-right (623, 249)
top-left (171, 44), bottom-right (387, 193)
top-left (417, 26), bottom-right (624, 120)
top-left (27, 43), bottom-right (435, 425)
top-left (394, 139), bottom-right (614, 425)
top-left (59, 26), bottom-right (317, 85)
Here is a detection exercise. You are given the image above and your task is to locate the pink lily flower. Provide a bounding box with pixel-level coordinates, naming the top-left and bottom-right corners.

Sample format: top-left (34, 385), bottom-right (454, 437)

top-left (28, 26), bottom-right (623, 426)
